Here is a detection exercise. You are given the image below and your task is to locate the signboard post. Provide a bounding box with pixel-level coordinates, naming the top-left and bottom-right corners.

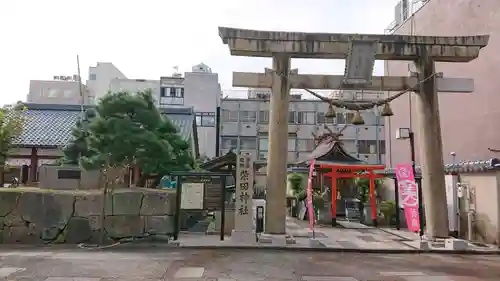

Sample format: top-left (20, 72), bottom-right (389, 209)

top-left (395, 163), bottom-right (421, 233)
top-left (232, 152), bottom-right (255, 243)
top-left (171, 171), bottom-right (230, 241)
top-left (307, 160), bottom-right (316, 238)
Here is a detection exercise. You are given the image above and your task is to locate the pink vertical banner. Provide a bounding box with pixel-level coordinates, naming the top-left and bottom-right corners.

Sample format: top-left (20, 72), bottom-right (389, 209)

top-left (307, 160), bottom-right (316, 230)
top-left (395, 163), bottom-right (421, 232)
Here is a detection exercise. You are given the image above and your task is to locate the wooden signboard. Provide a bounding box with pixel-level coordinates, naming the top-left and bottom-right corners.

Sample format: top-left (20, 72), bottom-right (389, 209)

top-left (180, 175), bottom-right (223, 211)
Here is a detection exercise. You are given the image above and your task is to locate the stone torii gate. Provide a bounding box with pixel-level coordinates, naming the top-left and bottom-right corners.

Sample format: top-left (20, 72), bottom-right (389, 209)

top-left (218, 27), bottom-right (489, 238)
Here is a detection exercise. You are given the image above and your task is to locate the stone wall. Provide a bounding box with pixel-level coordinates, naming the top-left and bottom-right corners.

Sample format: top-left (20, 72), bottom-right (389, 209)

top-left (0, 188), bottom-right (176, 244)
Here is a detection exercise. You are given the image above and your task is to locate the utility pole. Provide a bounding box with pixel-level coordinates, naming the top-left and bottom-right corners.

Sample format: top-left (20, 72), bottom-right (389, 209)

top-left (76, 55), bottom-right (84, 113)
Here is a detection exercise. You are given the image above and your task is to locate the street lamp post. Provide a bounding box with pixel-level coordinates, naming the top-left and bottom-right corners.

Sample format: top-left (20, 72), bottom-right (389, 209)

top-left (396, 128), bottom-right (424, 237)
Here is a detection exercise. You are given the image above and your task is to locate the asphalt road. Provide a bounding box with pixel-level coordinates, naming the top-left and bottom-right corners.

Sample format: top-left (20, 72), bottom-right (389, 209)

top-left (0, 247), bottom-right (498, 280)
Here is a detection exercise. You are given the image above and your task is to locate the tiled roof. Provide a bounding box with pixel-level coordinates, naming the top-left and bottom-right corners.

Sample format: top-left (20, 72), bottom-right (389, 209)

top-left (13, 107), bottom-right (80, 147)
top-left (288, 158), bottom-right (500, 175)
top-left (378, 158), bottom-right (500, 177)
top-left (296, 135), bottom-right (365, 166)
top-left (13, 103), bottom-right (195, 148)
top-left (163, 113), bottom-right (194, 141)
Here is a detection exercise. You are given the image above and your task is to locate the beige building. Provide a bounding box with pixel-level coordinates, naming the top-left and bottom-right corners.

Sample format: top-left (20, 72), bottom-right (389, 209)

top-left (384, 0), bottom-right (500, 166)
top-left (27, 77), bottom-right (91, 105)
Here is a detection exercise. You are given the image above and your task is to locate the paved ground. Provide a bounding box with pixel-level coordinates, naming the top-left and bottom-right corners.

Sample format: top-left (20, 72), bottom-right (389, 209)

top-left (0, 247), bottom-right (499, 280)
top-left (179, 217), bottom-right (499, 253)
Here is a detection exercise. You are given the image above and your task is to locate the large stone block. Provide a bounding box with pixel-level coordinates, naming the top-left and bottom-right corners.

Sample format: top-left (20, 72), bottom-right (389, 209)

top-left (74, 194), bottom-right (112, 217)
top-left (0, 191), bottom-right (20, 217)
top-left (1, 225), bottom-right (41, 244)
top-left (17, 192), bottom-right (44, 223)
top-left (64, 217), bottom-right (92, 244)
top-left (42, 193), bottom-right (75, 227)
top-left (144, 215), bottom-right (175, 235)
top-left (2, 212), bottom-right (24, 227)
top-left (112, 191), bottom-right (143, 215)
top-left (17, 192), bottom-right (75, 241)
top-left (104, 215), bottom-right (144, 238)
top-left (140, 192), bottom-right (176, 216)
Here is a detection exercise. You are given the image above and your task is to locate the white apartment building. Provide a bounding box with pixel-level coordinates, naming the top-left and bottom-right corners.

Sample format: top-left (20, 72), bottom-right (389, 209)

top-left (85, 62), bottom-right (221, 158)
top-left (220, 90), bottom-right (386, 165)
top-left (159, 63), bottom-right (221, 158)
top-left (86, 62), bottom-right (128, 103)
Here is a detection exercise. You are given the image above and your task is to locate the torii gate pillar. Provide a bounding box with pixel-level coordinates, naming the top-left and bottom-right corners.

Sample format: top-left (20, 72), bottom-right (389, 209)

top-left (415, 57), bottom-right (448, 238)
top-left (265, 55), bottom-right (291, 234)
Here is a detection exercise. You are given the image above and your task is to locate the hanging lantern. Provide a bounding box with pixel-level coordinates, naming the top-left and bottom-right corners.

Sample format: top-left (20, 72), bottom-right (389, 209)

top-left (380, 102), bottom-right (394, 117)
top-left (325, 103), bottom-right (336, 118)
top-left (351, 111), bottom-right (365, 125)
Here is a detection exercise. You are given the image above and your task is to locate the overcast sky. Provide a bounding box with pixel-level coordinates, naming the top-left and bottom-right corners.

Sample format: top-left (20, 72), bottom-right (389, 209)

top-left (0, 0), bottom-right (400, 105)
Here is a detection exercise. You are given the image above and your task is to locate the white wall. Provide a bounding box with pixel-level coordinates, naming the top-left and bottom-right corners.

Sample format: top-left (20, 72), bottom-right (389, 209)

top-left (86, 62), bottom-right (128, 104)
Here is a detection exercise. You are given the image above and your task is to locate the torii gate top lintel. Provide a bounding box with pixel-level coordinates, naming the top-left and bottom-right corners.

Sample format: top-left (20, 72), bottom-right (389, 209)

top-left (218, 26), bottom-right (489, 62)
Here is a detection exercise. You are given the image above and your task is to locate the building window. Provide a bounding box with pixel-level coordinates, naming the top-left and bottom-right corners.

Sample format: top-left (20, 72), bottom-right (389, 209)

top-left (288, 138), bottom-right (296, 152)
top-left (240, 137), bottom-right (257, 150)
top-left (358, 140), bottom-right (378, 154)
top-left (336, 113), bottom-right (345, 124)
top-left (221, 110), bottom-right (238, 122)
top-left (160, 87), bottom-right (184, 106)
top-left (258, 151), bottom-right (268, 160)
top-left (288, 111), bottom-right (296, 124)
top-left (221, 137), bottom-right (238, 149)
top-left (258, 110), bottom-right (269, 124)
top-left (47, 89), bottom-right (58, 98)
top-left (297, 139), bottom-right (316, 152)
top-left (379, 140), bottom-right (386, 154)
top-left (160, 87), bottom-right (168, 97)
top-left (316, 112), bottom-right (334, 124)
top-left (196, 112), bottom-right (215, 127)
top-left (345, 112), bottom-right (354, 124)
top-left (240, 111), bottom-right (257, 123)
top-left (297, 111), bottom-right (315, 124)
top-left (259, 137), bottom-right (296, 152)
top-left (89, 74), bottom-right (97, 81)
top-left (176, 88), bottom-right (184, 98)
top-left (258, 138), bottom-right (269, 152)
top-left (63, 90), bottom-right (73, 98)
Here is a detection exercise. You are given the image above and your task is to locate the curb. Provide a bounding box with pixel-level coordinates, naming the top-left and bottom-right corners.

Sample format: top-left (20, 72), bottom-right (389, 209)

top-left (102, 242), bottom-right (500, 255)
top-left (176, 245), bottom-right (500, 255)
top-left (0, 242), bottom-right (498, 255)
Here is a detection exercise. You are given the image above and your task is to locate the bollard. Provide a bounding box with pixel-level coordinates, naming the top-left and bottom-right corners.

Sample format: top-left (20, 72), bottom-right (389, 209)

top-left (256, 206), bottom-right (264, 234)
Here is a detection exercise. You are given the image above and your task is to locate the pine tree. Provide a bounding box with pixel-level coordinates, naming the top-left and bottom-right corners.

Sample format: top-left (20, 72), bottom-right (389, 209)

top-left (62, 108), bottom-right (96, 165)
top-left (80, 90), bottom-right (194, 184)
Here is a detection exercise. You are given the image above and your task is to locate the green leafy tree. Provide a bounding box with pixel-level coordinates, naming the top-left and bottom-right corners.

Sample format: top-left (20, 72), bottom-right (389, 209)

top-left (81, 90), bottom-right (194, 185)
top-left (355, 177), bottom-right (384, 203)
top-left (288, 173), bottom-right (304, 196)
top-left (0, 102), bottom-right (26, 185)
top-left (62, 108), bottom-right (97, 165)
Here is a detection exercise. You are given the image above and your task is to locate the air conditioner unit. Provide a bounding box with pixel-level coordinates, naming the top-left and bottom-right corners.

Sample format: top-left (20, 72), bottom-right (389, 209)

top-left (258, 153), bottom-right (267, 160)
